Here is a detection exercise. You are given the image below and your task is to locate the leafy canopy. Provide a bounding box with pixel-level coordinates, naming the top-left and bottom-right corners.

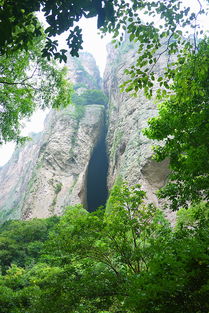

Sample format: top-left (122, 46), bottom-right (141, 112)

top-left (1, 0), bottom-right (207, 69)
top-left (101, 0), bottom-right (208, 97)
top-left (0, 0), bottom-right (115, 60)
top-left (0, 34), bottom-right (73, 144)
top-left (144, 38), bottom-right (209, 210)
top-left (0, 216), bottom-right (59, 274)
top-left (0, 183), bottom-right (208, 312)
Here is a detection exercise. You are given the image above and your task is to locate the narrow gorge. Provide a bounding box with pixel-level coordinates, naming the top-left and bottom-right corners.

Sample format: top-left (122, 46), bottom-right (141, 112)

top-left (0, 41), bottom-right (170, 222)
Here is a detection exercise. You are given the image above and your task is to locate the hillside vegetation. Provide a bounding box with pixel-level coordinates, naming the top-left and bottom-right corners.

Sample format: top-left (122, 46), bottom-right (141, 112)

top-left (0, 183), bottom-right (208, 313)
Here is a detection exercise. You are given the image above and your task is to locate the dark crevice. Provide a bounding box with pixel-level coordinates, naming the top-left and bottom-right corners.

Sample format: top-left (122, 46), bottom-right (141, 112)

top-left (86, 123), bottom-right (108, 212)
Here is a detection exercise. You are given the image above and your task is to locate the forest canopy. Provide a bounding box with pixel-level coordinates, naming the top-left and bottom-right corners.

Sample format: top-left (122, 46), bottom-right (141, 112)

top-left (0, 183), bottom-right (208, 312)
top-left (144, 37), bottom-right (209, 210)
top-left (1, 0), bottom-right (208, 88)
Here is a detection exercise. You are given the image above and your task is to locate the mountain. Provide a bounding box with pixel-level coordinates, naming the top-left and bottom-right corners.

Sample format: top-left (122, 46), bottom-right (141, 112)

top-left (0, 52), bottom-right (106, 221)
top-left (0, 44), bottom-right (171, 222)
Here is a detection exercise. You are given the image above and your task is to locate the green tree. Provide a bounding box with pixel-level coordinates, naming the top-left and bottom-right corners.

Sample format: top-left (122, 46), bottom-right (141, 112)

top-left (125, 202), bottom-right (209, 313)
top-left (0, 35), bottom-right (73, 144)
top-left (103, 0), bottom-right (208, 96)
top-left (37, 185), bottom-right (209, 312)
top-left (30, 185), bottom-right (170, 313)
top-left (144, 38), bottom-right (209, 210)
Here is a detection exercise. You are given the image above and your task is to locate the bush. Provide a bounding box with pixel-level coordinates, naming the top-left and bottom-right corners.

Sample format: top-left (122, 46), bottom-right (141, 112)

top-left (72, 89), bottom-right (107, 106)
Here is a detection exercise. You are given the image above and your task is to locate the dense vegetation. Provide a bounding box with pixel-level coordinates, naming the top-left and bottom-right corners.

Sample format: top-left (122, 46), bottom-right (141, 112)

top-left (0, 0), bottom-right (115, 60)
top-left (72, 89), bottom-right (107, 106)
top-left (0, 217), bottom-right (60, 274)
top-left (0, 183), bottom-right (208, 312)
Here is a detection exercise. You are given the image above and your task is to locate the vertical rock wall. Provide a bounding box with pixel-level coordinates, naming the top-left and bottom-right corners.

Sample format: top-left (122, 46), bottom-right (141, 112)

top-left (21, 105), bottom-right (105, 219)
top-left (0, 133), bottom-right (43, 220)
top-left (0, 53), bottom-right (105, 221)
top-left (0, 44), bottom-right (172, 222)
top-left (104, 41), bottom-right (170, 206)
top-left (0, 105), bottom-right (105, 220)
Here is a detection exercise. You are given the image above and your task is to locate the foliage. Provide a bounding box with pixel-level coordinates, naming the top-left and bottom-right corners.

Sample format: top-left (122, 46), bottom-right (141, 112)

top-left (54, 183), bottom-right (62, 194)
top-left (0, 216), bottom-right (59, 274)
top-left (144, 38), bottom-right (209, 210)
top-left (0, 35), bottom-right (73, 144)
top-left (102, 0), bottom-right (208, 97)
top-left (0, 0), bottom-right (115, 59)
top-left (0, 184), bottom-right (208, 312)
top-left (105, 176), bottom-right (123, 213)
top-left (72, 89), bottom-right (107, 106)
top-left (1, 0), bottom-right (207, 78)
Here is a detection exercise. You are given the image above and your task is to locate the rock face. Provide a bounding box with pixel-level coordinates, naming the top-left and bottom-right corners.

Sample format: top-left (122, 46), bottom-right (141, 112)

top-left (66, 51), bottom-right (101, 89)
top-left (0, 53), bottom-right (105, 221)
top-left (0, 105), bottom-right (105, 220)
top-left (0, 43), bottom-right (171, 222)
top-left (22, 105), bottom-right (105, 219)
top-left (0, 133), bottom-right (43, 220)
top-left (104, 41), bottom-right (169, 206)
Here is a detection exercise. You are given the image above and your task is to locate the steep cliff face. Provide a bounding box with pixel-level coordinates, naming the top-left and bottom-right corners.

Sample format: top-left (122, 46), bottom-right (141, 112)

top-left (104, 41), bottom-right (169, 206)
top-left (0, 43), bottom-right (171, 222)
top-left (0, 105), bottom-right (105, 220)
top-left (66, 51), bottom-right (101, 89)
top-left (21, 105), bottom-right (105, 219)
top-left (0, 53), bottom-right (105, 221)
top-left (0, 133), bottom-right (43, 220)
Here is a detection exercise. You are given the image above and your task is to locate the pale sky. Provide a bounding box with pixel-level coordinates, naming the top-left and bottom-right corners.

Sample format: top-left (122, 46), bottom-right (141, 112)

top-left (0, 0), bottom-right (208, 166)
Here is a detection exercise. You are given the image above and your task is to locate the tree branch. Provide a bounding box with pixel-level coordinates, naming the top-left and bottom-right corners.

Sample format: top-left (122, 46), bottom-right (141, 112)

top-left (0, 63), bottom-right (38, 88)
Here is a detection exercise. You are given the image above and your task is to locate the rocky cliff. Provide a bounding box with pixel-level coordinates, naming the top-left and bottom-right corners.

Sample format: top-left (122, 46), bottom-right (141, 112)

top-left (0, 43), bottom-right (171, 222)
top-left (66, 51), bottom-right (101, 89)
top-left (0, 105), bottom-right (105, 220)
top-left (104, 40), bottom-right (169, 207)
top-left (0, 53), bottom-right (105, 221)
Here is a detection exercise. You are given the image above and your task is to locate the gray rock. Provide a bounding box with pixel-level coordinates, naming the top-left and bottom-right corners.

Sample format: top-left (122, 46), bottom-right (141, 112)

top-left (0, 52), bottom-right (105, 221)
top-left (0, 41), bottom-right (174, 222)
top-left (104, 41), bottom-right (170, 208)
